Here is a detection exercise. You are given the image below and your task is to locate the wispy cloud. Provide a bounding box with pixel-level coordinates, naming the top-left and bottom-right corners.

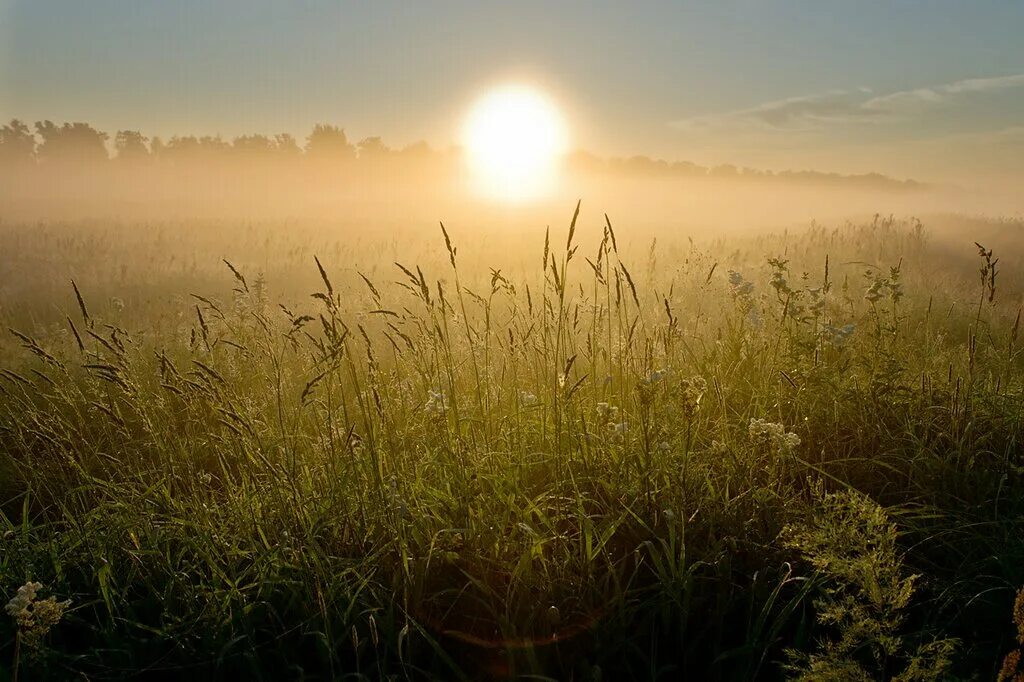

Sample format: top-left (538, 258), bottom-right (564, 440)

top-left (673, 73), bottom-right (1024, 132)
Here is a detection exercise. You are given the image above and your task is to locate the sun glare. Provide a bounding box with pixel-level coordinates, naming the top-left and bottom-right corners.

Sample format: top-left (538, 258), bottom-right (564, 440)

top-left (462, 85), bottom-right (568, 202)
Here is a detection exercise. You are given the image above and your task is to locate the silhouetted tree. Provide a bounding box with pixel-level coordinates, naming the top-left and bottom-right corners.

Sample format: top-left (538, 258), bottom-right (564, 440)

top-left (160, 135), bottom-right (229, 164)
top-left (149, 136), bottom-right (165, 159)
top-left (232, 134), bottom-right (275, 157)
top-left (34, 121), bottom-right (109, 164)
top-left (670, 160), bottom-right (707, 176)
top-left (114, 130), bottom-right (150, 162)
top-left (358, 136), bottom-right (391, 159)
top-left (274, 133), bottom-right (301, 157)
top-left (305, 124), bottom-right (355, 161)
top-left (0, 119), bottom-right (36, 166)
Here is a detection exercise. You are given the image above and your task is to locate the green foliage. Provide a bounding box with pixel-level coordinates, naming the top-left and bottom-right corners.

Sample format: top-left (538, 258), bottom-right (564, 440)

top-left (0, 212), bottom-right (1022, 678)
top-left (783, 488), bottom-right (957, 680)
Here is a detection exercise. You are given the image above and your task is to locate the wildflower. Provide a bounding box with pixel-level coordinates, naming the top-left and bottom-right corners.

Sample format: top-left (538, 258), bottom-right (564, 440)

top-left (636, 380), bottom-right (656, 406)
top-left (728, 270), bottom-right (754, 297)
top-left (709, 439), bottom-right (727, 456)
top-left (424, 390), bottom-right (447, 417)
top-left (6, 581), bottom-right (71, 650)
top-left (748, 417), bottom-right (800, 454)
top-left (770, 271), bottom-right (790, 295)
top-left (5, 581), bottom-right (42, 622)
top-left (557, 373), bottom-right (567, 389)
top-left (888, 280), bottom-right (904, 303)
top-left (596, 402), bottom-right (619, 422)
top-left (833, 323), bottom-right (856, 346)
top-left (678, 376), bottom-right (707, 419)
top-left (610, 421), bottom-right (628, 436)
top-left (520, 391), bottom-right (538, 406)
top-left (768, 258), bottom-right (793, 298)
top-left (807, 287), bottom-right (825, 316)
top-left (110, 296), bottom-right (125, 312)
top-left (648, 368), bottom-right (667, 384)
top-left (888, 265), bottom-right (904, 303)
top-left (864, 279), bottom-right (884, 303)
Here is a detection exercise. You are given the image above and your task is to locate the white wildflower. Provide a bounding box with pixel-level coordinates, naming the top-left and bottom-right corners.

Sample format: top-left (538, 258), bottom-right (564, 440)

top-left (596, 402), bottom-right (619, 421)
top-left (425, 390), bottom-right (447, 416)
top-left (6, 581), bottom-right (71, 649)
top-left (749, 417), bottom-right (800, 454)
top-left (5, 581), bottom-right (42, 620)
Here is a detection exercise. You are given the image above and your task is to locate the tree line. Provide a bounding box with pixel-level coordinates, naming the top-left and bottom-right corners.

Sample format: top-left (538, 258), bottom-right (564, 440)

top-left (0, 119), bottom-right (434, 167)
top-left (0, 118), bottom-right (923, 190)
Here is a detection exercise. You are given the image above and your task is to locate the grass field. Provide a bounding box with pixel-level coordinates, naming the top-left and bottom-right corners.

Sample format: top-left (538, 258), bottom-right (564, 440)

top-left (2, 207), bottom-right (1024, 680)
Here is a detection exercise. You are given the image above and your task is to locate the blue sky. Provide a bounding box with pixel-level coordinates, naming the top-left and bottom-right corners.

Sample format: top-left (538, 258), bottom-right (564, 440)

top-left (2, 1), bottom-right (1023, 182)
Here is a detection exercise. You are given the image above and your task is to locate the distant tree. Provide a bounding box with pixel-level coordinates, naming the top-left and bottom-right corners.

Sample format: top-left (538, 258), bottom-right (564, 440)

top-left (114, 130), bottom-right (150, 162)
top-left (0, 119), bottom-right (36, 166)
top-left (160, 135), bottom-right (229, 164)
top-left (34, 121), bottom-right (109, 165)
top-left (305, 124), bottom-right (355, 161)
top-left (357, 136), bottom-right (390, 159)
top-left (149, 136), bottom-right (166, 160)
top-left (232, 134), bottom-right (275, 156)
top-left (198, 136), bottom-right (229, 154)
top-left (670, 160), bottom-right (707, 176)
top-left (710, 164), bottom-right (738, 178)
top-left (274, 133), bottom-right (301, 157)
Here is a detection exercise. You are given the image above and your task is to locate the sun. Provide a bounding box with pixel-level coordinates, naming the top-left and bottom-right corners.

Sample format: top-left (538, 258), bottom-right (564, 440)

top-left (462, 85), bottom-right (568, 202)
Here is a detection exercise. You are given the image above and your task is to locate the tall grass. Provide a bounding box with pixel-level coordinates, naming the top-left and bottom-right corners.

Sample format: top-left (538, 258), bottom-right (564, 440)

top-left (1, 209), bottom-right (1023, 679)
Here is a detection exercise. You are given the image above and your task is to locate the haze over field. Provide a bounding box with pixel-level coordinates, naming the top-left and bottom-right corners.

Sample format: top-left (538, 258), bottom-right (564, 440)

top-left (3, 1), bottom-right (1024, 222)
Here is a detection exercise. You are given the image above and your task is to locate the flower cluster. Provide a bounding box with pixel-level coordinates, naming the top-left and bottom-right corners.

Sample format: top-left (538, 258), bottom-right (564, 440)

top-left (519, 391), bottom-right (538, 406)
top-left (748, 418), bottom-right (801, 454)
top-left (6, 581), bottom-right (71, 650)
top-left (864, 267), bottom-right (904, 304)
top-left (424, 390), bottom-right (447, 417)
top-left (636, 369), bottom-right (666, 406)
top-left (596, 402), bottom-right (627, 439)
top-left (596, 402), bottom-right (619, 423)
top-left (678, 376), bottom-right (707, 419)
top-left (728, 270), bottom-right (754, 298)
top-left (822, 322), bottom-right (857, 347)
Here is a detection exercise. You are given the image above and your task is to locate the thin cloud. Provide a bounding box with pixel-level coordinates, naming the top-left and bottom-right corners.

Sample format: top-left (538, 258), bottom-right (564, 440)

top-left (864, 73), bottom-right (1024, 111)
top-left (673, 73), bottom-right (1024, 131)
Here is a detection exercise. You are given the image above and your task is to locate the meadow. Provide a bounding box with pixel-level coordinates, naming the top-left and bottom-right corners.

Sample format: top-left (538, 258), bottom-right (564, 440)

top-left (2, 207), bottom-right (1024, 680)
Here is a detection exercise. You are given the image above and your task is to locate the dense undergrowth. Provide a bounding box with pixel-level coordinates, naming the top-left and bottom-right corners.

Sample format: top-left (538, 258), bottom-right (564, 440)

top-left (1, 208), bottom-right (1023, 680)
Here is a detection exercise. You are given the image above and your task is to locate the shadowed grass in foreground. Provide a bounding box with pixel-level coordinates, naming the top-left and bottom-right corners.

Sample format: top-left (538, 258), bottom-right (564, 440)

top-left (2, 208), bottom-right (1023, 680)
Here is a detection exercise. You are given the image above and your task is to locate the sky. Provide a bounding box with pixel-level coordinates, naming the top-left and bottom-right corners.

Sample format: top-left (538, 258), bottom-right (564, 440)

top-left (2, 1), bottom-right (1023, 186)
